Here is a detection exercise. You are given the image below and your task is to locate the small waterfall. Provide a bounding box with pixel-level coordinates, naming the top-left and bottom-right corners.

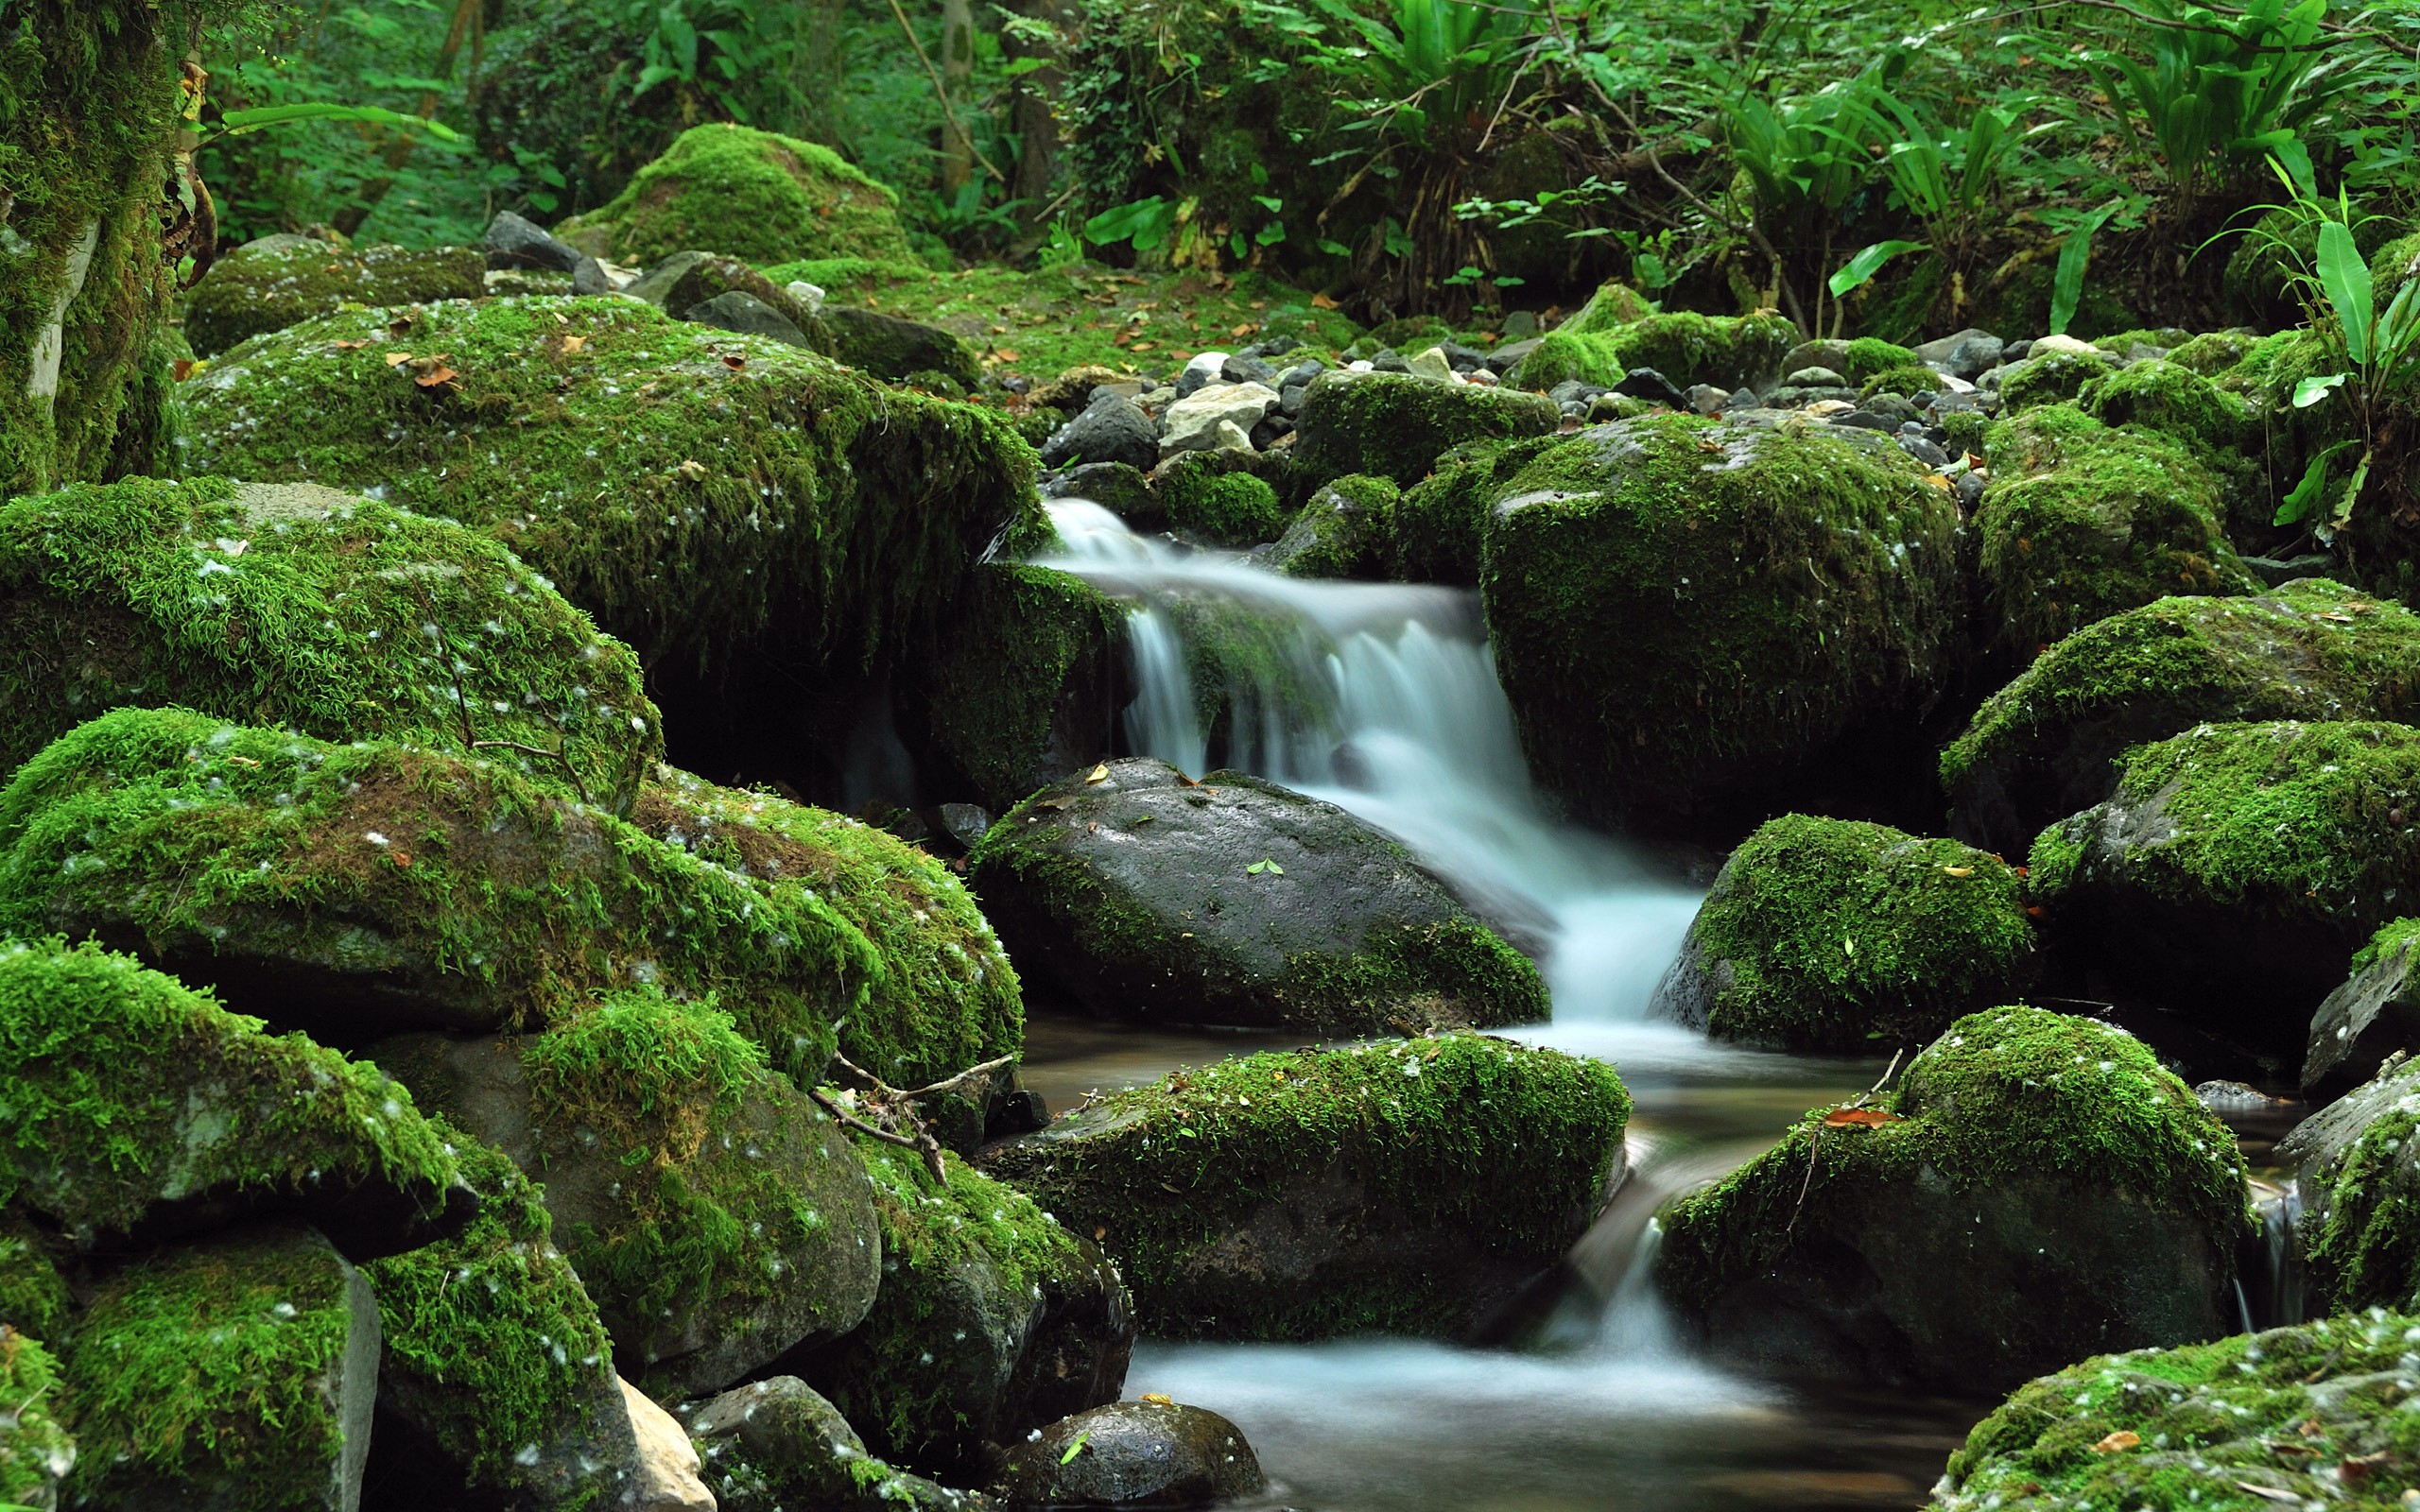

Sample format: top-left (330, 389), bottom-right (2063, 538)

top-left (1034, 498), bottom-right (1703, 1026)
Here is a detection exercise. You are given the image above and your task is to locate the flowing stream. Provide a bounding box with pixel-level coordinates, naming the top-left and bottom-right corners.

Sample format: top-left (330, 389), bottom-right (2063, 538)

top-left (1022, 501), bottom-right (1981, 1510)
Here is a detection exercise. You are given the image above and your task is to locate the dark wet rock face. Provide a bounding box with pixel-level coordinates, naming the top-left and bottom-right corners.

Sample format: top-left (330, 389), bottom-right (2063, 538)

top-left (2279, 1055), bottom-right (2420, 1314)
top-left (991, 1400), bottom-right (1265, 1508)
top-left (968, 757), bottom-right (1546, 1035)
top-left (682, 1376), bottom-right (999, 1512)
top-left (2305, 920), bottom-right (2420, 1099)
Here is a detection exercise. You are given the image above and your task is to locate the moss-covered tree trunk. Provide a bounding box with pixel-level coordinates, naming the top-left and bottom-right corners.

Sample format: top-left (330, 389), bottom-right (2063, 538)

top-left (0, 0), bottom-right (227, 496)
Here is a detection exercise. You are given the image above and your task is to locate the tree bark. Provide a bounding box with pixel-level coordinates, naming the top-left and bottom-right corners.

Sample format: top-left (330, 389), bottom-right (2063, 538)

top-left (939, 0), bottom-right (977, 199)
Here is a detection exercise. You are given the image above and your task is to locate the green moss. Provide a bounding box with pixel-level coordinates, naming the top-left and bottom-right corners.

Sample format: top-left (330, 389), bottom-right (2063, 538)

top-left (1515, 328), bottom-right (1627, 390)
top-left (1940, 408), bottom-right (1991, 455)
top-left (1559, 280), bottom-right (1655, 333)
top-left (1997, 350), bottom-right (2119, 412)
top-left (632, 767), bottom-right (1024, 1087)
top-left (181, 239), bottom-right (485, 357)
top-left (1669, 815), bottom-right (2037, 1052)
top-left (1347, 316), bottom-right (1456, 358)
top-left (1659, 1005), bottom-right (2251, 1314)
top-left (984, 1032), bottom-right (1628, 1339)
top-left (364, 1126), bottom-right (618, 1503)
top-left (0, 707), bottom-right (875, 1082)
top-left (1270, 473), bottom-right (1399, 579)
top-left (555, 123), bottom-right (911, 268)
top-left (2298, 1085), bottom-right (2420, 1314)
top-left (1935, 1313), bottom-right (2420, 1511)
top-left (0, 1219), bottom-right (70, 1344)
top-left (2082, 358), bottom-right (2256, 455)
top-left (1975, 404), bottom-right (2256, 658)
top-left (0, 1327), bottom-right (72, 1509)
top-left (1161, 462), bottom-right (1287, 545)
top-left (2168, 331), bottom-right (2263, 376)
top-left (0, 474), bottom-right (662, 805)
top-left (1841, 337), bottom-right (1922, 383)
top-left (1858, 362), bottom-right (1943, 400)
top-left (1292, 371), bottom-right (1561, 492)
top-left (176, 295), bottom-right (1039, 673)
top-left (1391, 435), bottom-right (1558, 585)
top-left (1479, 412), bottom-right (1962, 825)
top-left (0, 936), bottom-right (458, 1245)
top-left (1518, 312), bottom-right (1796, 395)
top-left (916, 562), bottom-right (1131, 813)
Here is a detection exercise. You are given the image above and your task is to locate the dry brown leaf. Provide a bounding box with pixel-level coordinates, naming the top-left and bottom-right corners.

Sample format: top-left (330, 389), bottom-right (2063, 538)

top-left (2233, 1484), bottom-right (2302, 1503)
top-left (721, 353), bottom-right (747, 370)
top-left (1229, 322), bottom-right (1253, 338)
top-left (413, 366), bottom-right (458, 388)
top-left (2091, 1432), bottom-right (2140, 1453)
top-left (385, 352), bottom-right (413, 367)
top-left (558, 335), bottom-right (587, 354)
top-left (171, 358), bottom-right (199, 381)
top-left (995, 348), bottom-right (1020, 362)
top-left (1310, 292), bottom-right (1340, 310)
top-left (331, 339), bottom-right (371, 351)
top-left (677, 459), bottom-right (708, 481)
top-left (1822, 1108), bottom-right (1904, 1127)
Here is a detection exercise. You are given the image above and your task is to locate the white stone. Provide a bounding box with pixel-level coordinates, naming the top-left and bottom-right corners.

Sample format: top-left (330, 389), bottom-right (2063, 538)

top-left (1181, 350), bottom-right (1231, 387)
top-left (785, 280), bottom-right (826, 315)
top-left (619, 1377), bottom-right (717, 1511)
top-left (2030, 334), bottom-right (2100, 358)
top-left (1403, 346), bottom-right (1460, 384)
top-left (1159, 381), bottom-right (1280, 458)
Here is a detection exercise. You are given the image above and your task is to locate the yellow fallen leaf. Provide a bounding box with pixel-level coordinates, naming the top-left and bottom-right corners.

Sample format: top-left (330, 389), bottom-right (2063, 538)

top-left (2092, 1431), bottom-right (2140, 1453)
top-left (1084, 764), bottom-right (1109, 783)
top-left (1941, 865), bottom-right (1974, 877)
top-left (1310, 292), bottom-right (1340, 310)
top-left (1141, 1393), bottom-right (1174, 1405)
top-left (385, 352), bottom-right (412, 366)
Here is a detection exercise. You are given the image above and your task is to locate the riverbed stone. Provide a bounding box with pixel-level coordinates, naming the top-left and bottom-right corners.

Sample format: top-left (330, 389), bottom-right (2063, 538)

top-left (2028, 720), bottom-right (2420, 1061)
top-left (367, 992), bottom-right (882, 1399)
top-left (1155, 452), bottom-right (1287, 544)
top-left (182, 236), bottom-right (483, 356)
top-left (1514, 310), bottom-right (1795, 396)
top-left (824, 305), bottom-right (984, 390)
top-left (1939, 579), bottom-right (2420, 856)
top-left (2277, 1053), bottom-right (2420, 1313)
top-left (626, 249), bottom-right (824, 335)
top-left (968, 757), bottom-right (1547, 1035)
top-left (1651, 815), bottom-right (2037, 1053)
top-left (981, 1032), bottom-right (1629, 1339)
top-left (2304, 919), bottom-right (2420, 1098)
top-left (1158, 382), bottom-right (1280, 459)
top-left (64, 1218), bottom-right (382, 1511)
top-left (1480, 411), bottom-right (1962, 831)
top-left (1290, 369), bottom-right (1558, 490)
top-left (1267, 473), bottom-right (1400, 579)
top-left (990, 1401), bottom-right (1265, 1508)
top-left (1043, 391), bottom-right (1160, 472)
top-left (1656, 1005), bottom-right (2249, 1393)
top-left (682, 1376), bottom-right (998, 1512)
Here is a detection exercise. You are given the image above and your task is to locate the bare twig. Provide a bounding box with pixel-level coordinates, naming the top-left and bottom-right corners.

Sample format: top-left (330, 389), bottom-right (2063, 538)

top-left (471, 740), bottom-right (592, 806)
top-left (1785, 1049), bottom-right (1908, 1236)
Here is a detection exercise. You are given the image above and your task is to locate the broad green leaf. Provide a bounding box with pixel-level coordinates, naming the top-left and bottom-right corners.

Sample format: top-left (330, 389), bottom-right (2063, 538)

top-left (1827, 239), bottom-right (1929, 299)
top-left (2050, 202), bottom-right (2120, 337)
top-left (2275, 438), bottom-right (2356, 524)
top-left (2291, 371), bottom-right (2348, 407)
top-left (1062, 1431), bottom-right (1093, 1465)
top-left (2317, 219), bottom-right (2375, 364)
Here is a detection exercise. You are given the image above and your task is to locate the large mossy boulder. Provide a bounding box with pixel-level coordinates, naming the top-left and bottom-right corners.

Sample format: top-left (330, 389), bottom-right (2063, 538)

top-left (992, 1401), bottom-right (1264, 1510)
top-left (2276, 1054), bottom-right (2420, 1313)
top-left (798, 1136), bottom-right (1132, 1482)
top-left (1931, 1313), bottom-right (2420, 1512)
top-left (682, 1376), bottom-right (994, 1512)
top-left (821, 305), bottom-right (983, 391)
top-left (1515, 310), bottom-right (1795, 394)
top-left (1480, 413), bottom-right (1962, 830)
top-left (1974, 404), bottom-right (2257, 660)
top-left (2305, 919), bottom-right (2420, 1098)
top-left (0, 474), bottom-right (662, 802)
top-left (1942, 580), bottom-right (2420, 856)
top-left (0, 708), bottom-right (875, 1077)
top-left (177, 295), bottom-right (1037, 669)
top-left (967, 758), bottom-right (1547, 1035)
top-left (912, 563), bottom-right (1132, 815)
top-left (1267, 474), bottom-right (1401, 580)
top-left (1657, 1005), bottom-right (2249, 1392)
top-left (1288, 371), bottom-right (1559, 491)
top-left (0, 936), bottom-right (460, 1258)
top-left (1390, 435), bottom-right (1558, 585)
top-left (369, 991), bottom-right (883, 1399)
top-left (64, 1218), bottom-right (383, 1512)
top-left (630, 767), bottom-right (1024, 1089)
top-left (362, 1129), bottom-right (645, 1509)
top-left (981, 1033), bottom-right (1629, 1339)
top-left (1651, 815), bottom-right (2037, 1053)
top-left (556, 124), bottom-right (914, 268)
top-left (2079, 357), bottom-right (2256, 456)
top-left (181, 237), bottom-right (485, 356)
top-left (2029, 720), bottom-right (2420, 1059)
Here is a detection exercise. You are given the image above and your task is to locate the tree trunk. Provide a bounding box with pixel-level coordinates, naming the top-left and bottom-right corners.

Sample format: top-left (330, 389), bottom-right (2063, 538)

top-left (939, 0), bottom-right (977, 199)
top-left (1007, 0), bottom-right (1066, 222)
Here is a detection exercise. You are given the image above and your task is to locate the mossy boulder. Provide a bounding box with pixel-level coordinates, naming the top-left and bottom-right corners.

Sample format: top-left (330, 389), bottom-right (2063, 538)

top-left (1267, 474), bottom-right (1399, 579)
top-left (1858, 363), bottom-right (1943, 401)
top-left (1932, 1313), bottom-right (2420, 1511)
top-left (981, 1033), bottom-right (1628, 1339)
top-left (2304, 919), bottom-right (2420, 1098)
top-left (555, 123), bottom-right (912, 268)
top-left (181, 237), bottom-right (485, 357)
top-left (822, 305), bottom-right (983, 391)
top-left (1657, 1005), bottom-right (2250, 1392)
top-left (1975, 404), bottom-right (2257, 661)
top-left (797, 1137), bottom-right (1131, 1482)
top-left (1997, 348), bottom-right (2118, 411)
top-left (177, 295), bottom-right (1038, 671)
top-left (1516, 311), bottom-right (1796, 394)
top-left (1479, 413), bottom-right (1962, 830)
top-left (683, 1375), bottom-right (995, 1512)
top-left (0, 1324), bottom-right (72, 1510)
top-left (1943, 581), bottom-right (2420, 855)
top-left (2167, 330), bottom-right (2263, 375)
top-left (991, 1401), bottom-right (1264, 1509)
top-left (0, 474), bottom-right (662, 804)
top-left (630, 767), bottom-right (1024, 1089)
top-left (369, 991), bottom-right (883, 1399)
top-left (1841, 336), bottom-right (1922, 383)
top-left (1389, 435), bottom-right (1557, 585)
top-left (362, 1128), bottom-right (644, 1509)
top-left (64, 1218), bottom-right (382, 1511)
top-left (1651, 815), bottom-right (2037, 1053)
top-left (2080, 357), bottom-right (2256, 455)
top-left (1290, 371), bottom-right (1559, 493)
top-left (968, 758), bottom-right (1547, 1035)
top-left (1157, 459), bottom-right (1287, 546)
top-left (0, 708), bottom-right (876, 1079)
top-left (0, 936), bottom-right (461, 1258)
top-left (2030, 720), bottom-right (2420, 1060)
top-left (2278, 1053), bottom-right (2420, 1314)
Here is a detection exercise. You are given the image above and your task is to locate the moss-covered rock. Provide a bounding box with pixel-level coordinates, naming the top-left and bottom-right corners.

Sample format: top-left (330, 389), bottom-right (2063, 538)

top-left (969, 758), bottom-right (1547, 1035)
top-left (799, 1136), bottom-right (1131, 1481)
top-left (0, 708), bottom-right (875, 1077)
top-left (65, 1218), bottom-right (382, 1511)
top-left (981, 1032), bottom-right (1627, 1339)
top-left (1858, 363), bottom-right (1943, 401)
top-left (1516, 311), bottom-right (1796, 394)
top-left (362, 1127), bottom-right (643, 1510)
top-left (2167, 330), bottom-right (2263, 375)
top-left (177, 295), bottom-right (1039, 671)
top-left (991, 1400), bottom-right (1263, 1509)
top-left (1841, 336), bottom-right (1922, 383)
top-left (0, 475), bottom-right (662, 804)
top-left (2278, 1051), bottom-right (2420, 1316)
top-left (0, 936), bottom-right (460, 1257)
top-left (822, 305), bottom-right (983, 391)
top-left (2029, 720), bottom-right (2420, 1058)
top-left (1932, 1312), bottom-right (2420, 1511)
top-left (1651, 815), bottom-right (2037, 1052)
top-left (1158, 460), bottom-right (1287, 546)
top-left (1479, 413), bottom-right (1962, 829)
top-left (1389, 435), bottom-right (1557, 586)
top-left (2304, 919), bottom-right (2420, 1098)
top-left (1290, 371), bottom-right (1560, 492)
top-left (0, 1324), bottom-right (72, 1511)
top-left (1942, 581), bottom-right (2420, 855)
top-left (1974, 404), bottom-right (2257, 660)
top-left (181, 237), bottom-right (485, 357)
top-left (631, 767), bottom-right (1024, 1089)
top-left (1997, 348), bottom-right (2119, 412)
top-left (683, 1375), bottom-right (998, 1512)
top-left (556, 123), bottom-right (912, 268)
top-left (1657, 1005), bottom-right (2249, 1392)
top-left (2081, 357), bottom-right (2256, 456)
top-left (370, 991), bottom-right (883, 1399)
top-left (1267, 474), bottom-right (1399, 579)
